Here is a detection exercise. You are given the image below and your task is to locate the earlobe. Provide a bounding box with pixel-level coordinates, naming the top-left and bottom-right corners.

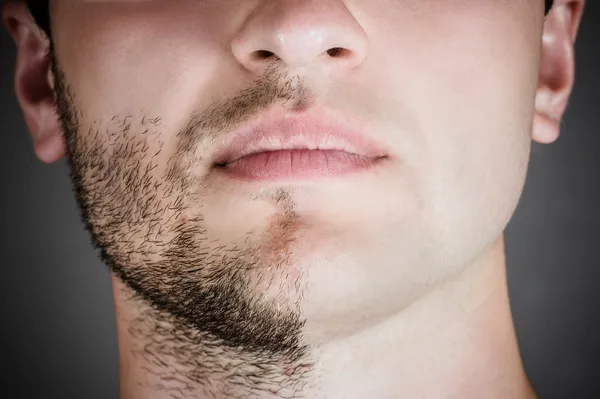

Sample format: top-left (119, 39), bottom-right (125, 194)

top-left (32, 95), bottom-right (65, 164)
top-left (532, 0), bottom-right (584, 144)
top-left (2, 2), bottom-right (65, 163)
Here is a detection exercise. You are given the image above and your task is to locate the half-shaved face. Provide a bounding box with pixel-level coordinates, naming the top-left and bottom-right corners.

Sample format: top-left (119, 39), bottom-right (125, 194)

top-left (49, 0), bottom-right (549, 351)
top-left (24, 2), bottom-right (570, 393)
top-left (1, 0), bottom-right (584, 394)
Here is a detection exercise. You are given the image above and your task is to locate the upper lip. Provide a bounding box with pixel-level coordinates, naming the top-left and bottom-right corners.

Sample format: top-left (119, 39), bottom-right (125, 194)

top-left (213, 110), bottom-right (388, 166)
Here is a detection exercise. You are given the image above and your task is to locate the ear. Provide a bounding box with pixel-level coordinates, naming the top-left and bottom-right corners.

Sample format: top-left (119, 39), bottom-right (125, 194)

top-left (533, 0), bottom-right (585, 144)
top-left (2, 2), bottom-right (65, 163)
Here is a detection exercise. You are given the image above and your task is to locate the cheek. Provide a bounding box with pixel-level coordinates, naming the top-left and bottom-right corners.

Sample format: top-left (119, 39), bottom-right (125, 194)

top-left (53, 20), bottom-right (233, 180)
top-left (367, 8), bottom-right (539, 251)
top-left (52, 5), bottom-right (232, 133)
top-left (427, 61), bottom-right (535, 254)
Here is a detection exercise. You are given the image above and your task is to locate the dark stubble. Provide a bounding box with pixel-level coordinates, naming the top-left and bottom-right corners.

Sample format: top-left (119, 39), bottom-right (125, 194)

top-left (49, 45), bottom-right (316, 397)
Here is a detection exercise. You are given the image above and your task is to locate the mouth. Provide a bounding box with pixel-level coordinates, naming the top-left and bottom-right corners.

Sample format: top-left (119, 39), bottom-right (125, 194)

top-left (215, 149), bottom-right (386, 181)
top-left (212, 114), bottom-right (389, 182)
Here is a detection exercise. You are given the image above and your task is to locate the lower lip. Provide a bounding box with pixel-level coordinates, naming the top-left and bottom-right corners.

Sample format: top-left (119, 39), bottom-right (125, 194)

top-left (215, 150), bottom-right (385, 181)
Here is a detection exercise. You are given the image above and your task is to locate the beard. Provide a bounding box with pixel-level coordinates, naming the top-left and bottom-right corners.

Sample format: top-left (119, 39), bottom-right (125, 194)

top-left (49, 46), bottom-right (316, 395)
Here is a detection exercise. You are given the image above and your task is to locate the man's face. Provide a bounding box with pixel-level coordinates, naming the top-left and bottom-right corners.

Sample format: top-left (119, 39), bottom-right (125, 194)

top-left (49, 0), bottom-right (545, 352)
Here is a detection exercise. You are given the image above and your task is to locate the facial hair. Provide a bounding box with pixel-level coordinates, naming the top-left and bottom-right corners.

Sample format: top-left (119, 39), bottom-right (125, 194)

top-left (49, 45), bottom-right (317, 397)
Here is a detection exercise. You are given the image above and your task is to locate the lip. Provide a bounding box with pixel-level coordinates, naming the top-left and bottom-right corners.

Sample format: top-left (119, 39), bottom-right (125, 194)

top-left (212, 112), bottom-right (388, 181)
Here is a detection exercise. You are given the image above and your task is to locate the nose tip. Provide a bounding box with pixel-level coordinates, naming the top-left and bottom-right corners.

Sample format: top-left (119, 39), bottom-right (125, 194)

top-left (231, 2), bottom-right (368, 73)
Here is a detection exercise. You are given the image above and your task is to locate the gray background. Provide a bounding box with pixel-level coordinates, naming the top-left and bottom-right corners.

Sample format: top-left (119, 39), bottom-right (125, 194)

top-left (1, 5), bottom-right (598, 399)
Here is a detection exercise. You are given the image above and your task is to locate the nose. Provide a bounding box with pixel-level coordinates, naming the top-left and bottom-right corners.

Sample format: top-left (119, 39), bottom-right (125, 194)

top-left (231, 0), bottom-right (369, 74)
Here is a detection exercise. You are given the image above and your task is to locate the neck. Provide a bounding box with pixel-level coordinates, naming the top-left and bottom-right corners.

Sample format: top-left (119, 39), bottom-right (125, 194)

top-left (113, 235), bottom-right (536, 399)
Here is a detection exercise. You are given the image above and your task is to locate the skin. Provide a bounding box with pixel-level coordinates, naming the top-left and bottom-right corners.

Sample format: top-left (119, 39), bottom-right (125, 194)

top-left (3, 0), bottom-right (585, 398)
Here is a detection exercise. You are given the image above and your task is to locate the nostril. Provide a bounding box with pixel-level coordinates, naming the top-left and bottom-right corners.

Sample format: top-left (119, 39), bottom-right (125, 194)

top-left (326, 47), bottom-right (346, 57)
top-left (253, 50), bottom-right (278, 60)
